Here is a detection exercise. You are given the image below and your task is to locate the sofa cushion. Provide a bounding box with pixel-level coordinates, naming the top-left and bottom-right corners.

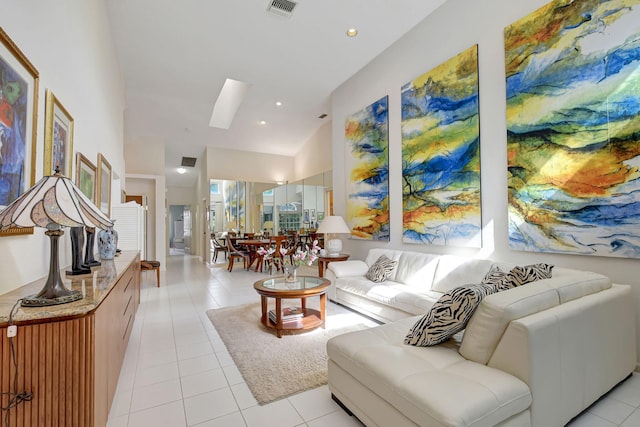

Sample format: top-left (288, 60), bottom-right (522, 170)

top-left (336, 277), bottom-right (441, 315)
top-left (328, 318), bottom-right (532, 427)
top-left (365, 255), bottom-right (397, 283)
top-left (393, 251), bottom-right (440, 289)
top-left (405, 283), bottom-right (497, 346)
top-left (432, 256), bottom-right (495, 293)
top-left (459, 282), bottom-right (560, 365)
top-left (460, 267), bottom-right (611, 365)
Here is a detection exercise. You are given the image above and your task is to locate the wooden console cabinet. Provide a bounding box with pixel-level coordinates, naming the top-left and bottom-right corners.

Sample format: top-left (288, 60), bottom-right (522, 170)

top-left (0, 251), bottom-right (140, 427)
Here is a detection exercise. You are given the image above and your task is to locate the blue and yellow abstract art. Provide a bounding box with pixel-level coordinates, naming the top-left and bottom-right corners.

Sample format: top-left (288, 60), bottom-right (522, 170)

top-left (345, 96), bottom-right (390, 241)
top-left (506, 0), bottom-right (640, 258)
top-left (401, 45), bottom-right (481, 247)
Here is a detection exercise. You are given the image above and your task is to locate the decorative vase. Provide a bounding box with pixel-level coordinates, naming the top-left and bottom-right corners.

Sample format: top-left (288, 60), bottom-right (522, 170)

top-left (284, 266), bottom-right (297, 283)
top-left (98, 221), bottom-right (118, 260)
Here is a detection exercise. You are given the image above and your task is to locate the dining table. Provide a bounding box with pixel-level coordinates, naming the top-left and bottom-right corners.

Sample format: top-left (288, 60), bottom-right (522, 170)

top-left (236, 239), bottom-right (272, 272)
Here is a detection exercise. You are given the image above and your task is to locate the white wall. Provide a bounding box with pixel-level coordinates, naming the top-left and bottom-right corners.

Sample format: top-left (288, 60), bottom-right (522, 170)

top-left (206, 146), bottom-right (295, 184)
top-left (331, 0), bottom-right (640, 361)
top-left (294, 121), bottom-right (332, 181)
top-left (1, 0), bottom-right (125, 294)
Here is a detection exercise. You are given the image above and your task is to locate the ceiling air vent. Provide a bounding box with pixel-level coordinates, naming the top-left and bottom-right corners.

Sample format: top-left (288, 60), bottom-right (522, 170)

top-left (266, 0), bottom-right (297, 18)
top-left (181, 157), bottom-right (197, 167)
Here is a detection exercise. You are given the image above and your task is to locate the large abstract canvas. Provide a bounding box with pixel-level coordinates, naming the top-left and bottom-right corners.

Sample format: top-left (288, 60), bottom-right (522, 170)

top-left (505, 0), bottom-right (640, 258)
top-left (401, 45), bottom-right (481, 247)
top-left (345, 96), bottom-right (390, 241)
top-left (224, 180), bottom-right (245, 230)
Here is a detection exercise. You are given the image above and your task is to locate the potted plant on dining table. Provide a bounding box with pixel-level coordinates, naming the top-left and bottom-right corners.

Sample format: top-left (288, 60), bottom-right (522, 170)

top-left (258, 240), bottom-right (321, 282)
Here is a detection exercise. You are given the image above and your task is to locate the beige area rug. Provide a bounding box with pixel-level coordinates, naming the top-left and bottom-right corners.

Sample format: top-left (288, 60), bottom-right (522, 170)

top-left (206, 302), bottom-right (369, 405)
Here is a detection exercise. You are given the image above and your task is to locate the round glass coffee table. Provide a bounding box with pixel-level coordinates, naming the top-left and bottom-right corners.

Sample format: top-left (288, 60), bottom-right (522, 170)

top-left (253, 276), bottom-right (330, 338)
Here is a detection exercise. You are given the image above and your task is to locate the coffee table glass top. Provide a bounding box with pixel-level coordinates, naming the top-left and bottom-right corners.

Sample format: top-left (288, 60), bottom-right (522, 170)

top-left (257, 276), bottom-right (327, 291)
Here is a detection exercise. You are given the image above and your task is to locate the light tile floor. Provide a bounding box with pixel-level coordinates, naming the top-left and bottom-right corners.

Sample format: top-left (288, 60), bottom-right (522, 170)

top-left (107, 254), bottom-right (640, 427)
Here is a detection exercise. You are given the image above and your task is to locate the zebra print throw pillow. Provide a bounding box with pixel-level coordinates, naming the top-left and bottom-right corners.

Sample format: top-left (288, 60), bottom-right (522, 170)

top-left (481, 265), bottom-right (508, 290)
top-left (365, 255), bottom-right (397, 283)
top-left (499, 263), bottom-right (554, 290)
top-left (404, 283), bottom-right (497, 346)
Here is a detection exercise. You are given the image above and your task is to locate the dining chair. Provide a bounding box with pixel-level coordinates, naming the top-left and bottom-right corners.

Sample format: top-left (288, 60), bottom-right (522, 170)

top-left (226, 235), bottom-right (251, 272)
top-left (265, 235), bottom-right (287, 274)
top-left (211, 236), bottom-right (228, 262)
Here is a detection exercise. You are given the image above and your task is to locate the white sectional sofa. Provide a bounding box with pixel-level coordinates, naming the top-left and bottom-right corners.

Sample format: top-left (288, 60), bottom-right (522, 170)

top-left (325, 248), bottom-right (637, 427)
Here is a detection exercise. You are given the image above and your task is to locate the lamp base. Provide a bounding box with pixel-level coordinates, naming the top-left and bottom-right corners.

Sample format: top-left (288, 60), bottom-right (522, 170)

top-left (21, 290), bottom-right (83, 307)
top-left (326, 238), bottom-right (342, 256)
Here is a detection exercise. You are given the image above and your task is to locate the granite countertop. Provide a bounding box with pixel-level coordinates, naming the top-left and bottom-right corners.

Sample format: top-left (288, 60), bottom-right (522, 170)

top-left (0, 251), bottom-right (139, 326)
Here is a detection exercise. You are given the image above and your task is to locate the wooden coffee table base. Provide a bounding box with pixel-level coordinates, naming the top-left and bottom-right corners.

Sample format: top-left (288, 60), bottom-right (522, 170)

top-left (260, 293), bottom-right (326, 338)
top-left (254, 276), bottom-right (330, 338)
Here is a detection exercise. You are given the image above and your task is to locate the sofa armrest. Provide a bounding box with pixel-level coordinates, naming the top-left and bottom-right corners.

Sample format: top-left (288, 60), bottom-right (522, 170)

top-left (328, 260), bottom-right (369, 278)
top-left (488, 284), bottom-right (636, 427)
top-left (325, 260), bottom-right (369, 302)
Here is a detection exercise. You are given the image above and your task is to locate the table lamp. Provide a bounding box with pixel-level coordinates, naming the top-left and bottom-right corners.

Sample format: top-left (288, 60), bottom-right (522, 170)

top-left (0, 170), bottom-right (113, 307)
top-left (316, 215), bottom-right (350, 256)
top-left (263, 220), bottom-right (274, 234)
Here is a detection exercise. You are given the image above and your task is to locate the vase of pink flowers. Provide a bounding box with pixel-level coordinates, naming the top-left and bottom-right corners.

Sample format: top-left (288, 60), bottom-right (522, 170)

top-left (258, 240), bottom-right (321, 281)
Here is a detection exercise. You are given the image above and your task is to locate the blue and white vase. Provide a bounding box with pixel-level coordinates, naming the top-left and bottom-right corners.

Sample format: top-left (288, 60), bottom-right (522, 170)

top-left (98, 220), bottom-right (118, 260)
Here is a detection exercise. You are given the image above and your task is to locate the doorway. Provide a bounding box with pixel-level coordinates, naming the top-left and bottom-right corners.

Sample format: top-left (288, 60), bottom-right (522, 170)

top-left (169, 204), bottom-right (192, 256)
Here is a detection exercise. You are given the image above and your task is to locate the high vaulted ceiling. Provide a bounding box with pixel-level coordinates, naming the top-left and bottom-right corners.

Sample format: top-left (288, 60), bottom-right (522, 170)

top-left (106, 0), bottom-right (449, 187)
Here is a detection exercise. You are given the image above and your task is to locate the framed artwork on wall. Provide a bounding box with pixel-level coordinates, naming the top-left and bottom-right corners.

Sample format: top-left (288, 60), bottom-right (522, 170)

top-left (345, 95), bottom-right (390, 241)
top-left (401, 44), bottom-right (481, 248)
top-left (44, 89), bottom-right (73, 177)
top-left (0, 27), bottom-right (39, 236)
top-left (96, 153), bottom-right (112, 216)
top-left (317, 212), bottom-right (324, 222)
top-left (505, 0), bottom-right (640, 259)
top-left (75, 153), bottom-right (96, 203)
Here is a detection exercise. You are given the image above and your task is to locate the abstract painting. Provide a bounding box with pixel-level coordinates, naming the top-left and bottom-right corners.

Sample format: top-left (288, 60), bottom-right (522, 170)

top-left (0, 28), bottom-right (38, 236)
top-left (505, 0), bottom-right (640, 258)
top-left (401, 45), bottom-right (481, 247)
top-left (345, 95), bottom-right (390, 241)
top-left (224, 180), bottom-right (245, 231)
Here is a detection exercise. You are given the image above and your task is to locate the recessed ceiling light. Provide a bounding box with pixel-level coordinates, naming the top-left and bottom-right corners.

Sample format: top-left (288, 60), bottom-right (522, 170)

top-left (260, 120), bottom-right (267, 125)
top-left (346, 28), bottom-right (358, 37)
top-left (275, 101), bottom-right (282, 107)
top-left (177, 167), bottom-right (186, 174)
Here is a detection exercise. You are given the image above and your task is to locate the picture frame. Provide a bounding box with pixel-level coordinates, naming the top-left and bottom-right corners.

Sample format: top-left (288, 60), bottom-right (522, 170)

top-left (303, 209), bottom-right (310, 224)
top-left (317, 212), bottom-right (324, 222)
top-left (44, 89), bottom-right (73, 177)
top-left (96, 153), bottom-right (112, 216)
top-left (310, 209), bottom-right (316, 222)
top-left (75, 153), bottom-right (96, 203)
top-left (0, 27), bottom-right (39, 237)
